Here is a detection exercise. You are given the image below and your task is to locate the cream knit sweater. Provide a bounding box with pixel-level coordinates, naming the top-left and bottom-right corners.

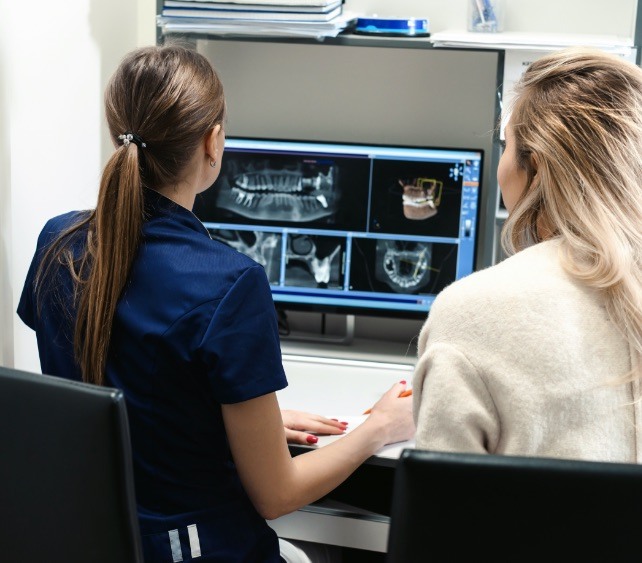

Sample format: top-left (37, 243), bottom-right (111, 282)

top-left (412, 239), bottom-right (642, 462)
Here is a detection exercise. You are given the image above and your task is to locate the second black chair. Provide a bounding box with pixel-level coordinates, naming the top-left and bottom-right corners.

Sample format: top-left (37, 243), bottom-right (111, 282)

top-left (387, 448), bottom-right (642, 563)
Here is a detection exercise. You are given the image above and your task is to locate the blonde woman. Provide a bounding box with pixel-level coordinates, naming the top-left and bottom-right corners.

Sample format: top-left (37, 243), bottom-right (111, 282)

top-left (413, 47), bottom-right (642, 462)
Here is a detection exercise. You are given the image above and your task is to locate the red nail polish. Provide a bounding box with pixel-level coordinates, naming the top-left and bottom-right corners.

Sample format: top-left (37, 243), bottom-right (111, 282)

top-left (306, 435), bottom-right (318, 444)
top-left (341, 422), bottom-right (349, 426)
top-left (400, 380), bottom-right (407, 384)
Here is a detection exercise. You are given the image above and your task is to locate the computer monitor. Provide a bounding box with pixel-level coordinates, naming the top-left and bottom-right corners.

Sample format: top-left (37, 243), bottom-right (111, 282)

top-left (193, 137), bottom-right (484, 320)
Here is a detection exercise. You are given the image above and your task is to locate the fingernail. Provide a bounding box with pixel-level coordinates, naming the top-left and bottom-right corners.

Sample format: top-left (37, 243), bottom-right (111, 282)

top-left (306, 435), bottom-right (318, 444)
top-left (400, 380), bottom-right (407, 384)
top-left (341, 421), bottom-right (349, 426)
top-left (331, 418), bottom-right (339, 421)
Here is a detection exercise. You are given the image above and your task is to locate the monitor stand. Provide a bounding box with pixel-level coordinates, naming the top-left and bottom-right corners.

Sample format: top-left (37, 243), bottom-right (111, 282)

top-left (280, 313), bottom-right (355, 346)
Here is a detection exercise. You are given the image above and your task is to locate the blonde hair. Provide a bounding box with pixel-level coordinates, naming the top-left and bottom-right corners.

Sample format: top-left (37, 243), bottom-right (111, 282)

top-left (502, 47), bottom-right (642, 380)
top-left (37, 43), bottom-right (226, 385)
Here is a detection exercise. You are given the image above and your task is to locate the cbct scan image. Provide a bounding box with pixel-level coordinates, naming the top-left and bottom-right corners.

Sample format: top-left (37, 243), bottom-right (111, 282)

top-left (193, 150), bottom-right (371, 232)
top-left (375, 240), bottom-right (433, 294)
top-left (284, 234), bottom-right (345, 289)
top-left (218, 156), bottom-right (338, 222)
top-left (349, 239), bottom-right (458, 296)
top-left (369, 159), bottom-right (465, 238)
top-left (398, 177), bottom-right (442, 221)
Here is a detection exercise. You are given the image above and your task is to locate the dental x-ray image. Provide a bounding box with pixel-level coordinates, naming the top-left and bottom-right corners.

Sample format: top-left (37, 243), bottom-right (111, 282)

top-left (350, 238), bottom-right (458, 296)
top-left (284, 234), bottom-right (345, 289)
top-left (369, 159), bottom-right (464, 238)
top-left (193, 148), bottom-right (371, 232)
top-left (220, 155), bottom-right (337, 222)
top-left (208, 228), bottom-right (282, 284)
top-left (375, 240), bottom-right (433, 294)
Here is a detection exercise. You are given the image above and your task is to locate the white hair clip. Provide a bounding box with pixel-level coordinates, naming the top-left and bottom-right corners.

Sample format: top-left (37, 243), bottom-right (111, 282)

top-left (118, 132), bottom-right (147, 148)
top-left (118, 133), bottom-right (133, 147)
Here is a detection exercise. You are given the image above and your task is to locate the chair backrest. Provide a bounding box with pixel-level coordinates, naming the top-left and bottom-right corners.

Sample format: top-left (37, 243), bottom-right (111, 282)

top-left (0, 365), bottom-right (144, 563)
top-left (387, 448), bottom-right (642, 563)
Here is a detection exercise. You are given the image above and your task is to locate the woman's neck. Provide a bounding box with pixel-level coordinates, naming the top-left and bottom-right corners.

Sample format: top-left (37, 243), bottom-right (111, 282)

top-left (155, 184), bottom-right (196, 211)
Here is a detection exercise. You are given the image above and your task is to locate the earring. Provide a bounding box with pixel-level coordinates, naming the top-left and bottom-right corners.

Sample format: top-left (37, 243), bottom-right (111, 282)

top-left (210, 159), bottom-right (217, 168)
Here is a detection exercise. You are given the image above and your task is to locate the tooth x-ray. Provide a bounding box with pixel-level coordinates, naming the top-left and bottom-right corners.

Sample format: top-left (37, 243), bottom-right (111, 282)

top-left (284, 234), bottom-right (344, 289)
top-left (217, 156), bottom-right (338, 222)
top-left (193, 138), bottom-right (483, 319)
top-left (194, 146), bottom-right (370, 231)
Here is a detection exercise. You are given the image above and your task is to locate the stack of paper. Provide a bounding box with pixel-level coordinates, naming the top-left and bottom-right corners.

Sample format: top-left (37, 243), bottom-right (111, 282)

top-left (158, 0), bottom-right (357, 39)
top-left (430, 30), bottom-right (634, 55)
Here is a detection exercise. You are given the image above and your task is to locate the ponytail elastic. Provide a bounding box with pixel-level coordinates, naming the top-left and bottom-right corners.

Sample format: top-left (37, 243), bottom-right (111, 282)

top-left (117, 132), bottom-right (147, 149)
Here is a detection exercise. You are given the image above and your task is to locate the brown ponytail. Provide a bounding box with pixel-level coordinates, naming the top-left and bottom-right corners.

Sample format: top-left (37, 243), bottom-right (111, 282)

top-left (73, 143), bottom-right (144, 385)
top-left (36, 43), bottom-right (226, 384)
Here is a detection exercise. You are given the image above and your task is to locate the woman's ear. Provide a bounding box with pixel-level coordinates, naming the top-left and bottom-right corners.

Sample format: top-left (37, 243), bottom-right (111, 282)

top-left (204, 124), bottom-right (222, 162)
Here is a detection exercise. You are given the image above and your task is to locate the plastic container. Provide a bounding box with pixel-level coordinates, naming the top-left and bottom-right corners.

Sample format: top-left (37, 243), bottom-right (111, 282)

top-left (468, 0), bottom-right (504, 33)
top-left (354, 16), bottom-right (430, 37)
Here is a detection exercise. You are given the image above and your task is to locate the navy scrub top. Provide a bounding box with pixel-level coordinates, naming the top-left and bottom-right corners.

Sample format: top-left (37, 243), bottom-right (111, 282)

top-left (18, 189), bottom-right (288, 562)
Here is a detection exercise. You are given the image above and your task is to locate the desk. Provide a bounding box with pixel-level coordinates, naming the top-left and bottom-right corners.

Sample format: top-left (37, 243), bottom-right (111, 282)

top-left (269, 351), bottom-right (416, 554)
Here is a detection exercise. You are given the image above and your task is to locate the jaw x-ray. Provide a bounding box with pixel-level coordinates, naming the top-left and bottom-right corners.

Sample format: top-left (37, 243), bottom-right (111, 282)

top-left (215, 156), bottom-right (339, 223)
top-left (375, 240), bottom-right (433, 293)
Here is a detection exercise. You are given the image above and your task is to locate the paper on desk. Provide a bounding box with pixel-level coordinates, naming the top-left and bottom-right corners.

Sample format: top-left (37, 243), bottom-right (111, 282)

top-left (315, 414), bottom-right (415, 459)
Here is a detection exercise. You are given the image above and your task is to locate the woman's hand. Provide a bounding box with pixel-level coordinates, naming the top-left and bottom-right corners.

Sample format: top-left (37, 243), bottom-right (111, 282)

top-left (281, 410), bottom-right (347, 445)
top-left (365, 381), bottom-right (415, 446)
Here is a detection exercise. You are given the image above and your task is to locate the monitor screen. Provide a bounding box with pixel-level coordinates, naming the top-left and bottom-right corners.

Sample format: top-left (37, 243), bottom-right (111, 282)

top-left (193, 137), bottom-right (483, 320)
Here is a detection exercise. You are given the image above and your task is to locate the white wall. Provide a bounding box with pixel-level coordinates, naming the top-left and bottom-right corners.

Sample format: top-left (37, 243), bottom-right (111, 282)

top-left (0, 3), bottom-right (12, 367)
top-left (0, 0), bottom-right (156, 371)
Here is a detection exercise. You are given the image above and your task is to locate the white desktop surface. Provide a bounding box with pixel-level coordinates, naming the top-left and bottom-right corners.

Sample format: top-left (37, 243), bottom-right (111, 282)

top-left (278, 352), bottom-right (417, 458)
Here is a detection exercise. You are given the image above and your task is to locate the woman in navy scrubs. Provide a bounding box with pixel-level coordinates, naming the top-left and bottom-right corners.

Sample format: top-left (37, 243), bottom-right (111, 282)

top-left (17, 44), bottom-right (414, 562)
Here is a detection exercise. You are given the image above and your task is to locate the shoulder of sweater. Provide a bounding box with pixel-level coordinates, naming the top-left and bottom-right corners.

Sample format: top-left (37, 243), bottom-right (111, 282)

top-left (429, 239), bottom-right (564, 319)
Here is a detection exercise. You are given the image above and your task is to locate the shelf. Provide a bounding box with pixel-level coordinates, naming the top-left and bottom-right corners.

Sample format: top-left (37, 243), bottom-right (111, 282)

top-left (159, 24), bottom-right (437, 49)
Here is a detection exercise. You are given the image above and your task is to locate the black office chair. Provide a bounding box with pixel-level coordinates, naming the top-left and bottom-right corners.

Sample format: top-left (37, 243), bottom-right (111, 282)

top-left (0, 365), bottom-right (144, 563)
top-left (387, 448), bottom-right (642, 563)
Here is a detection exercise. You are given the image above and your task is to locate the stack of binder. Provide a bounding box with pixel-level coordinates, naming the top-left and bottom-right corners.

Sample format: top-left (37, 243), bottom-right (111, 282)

top-left (158, 0), bottom-right (357, 39)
